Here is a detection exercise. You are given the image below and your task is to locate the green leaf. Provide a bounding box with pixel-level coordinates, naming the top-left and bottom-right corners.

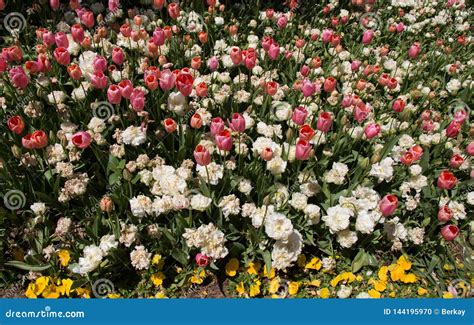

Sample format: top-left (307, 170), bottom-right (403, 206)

top-left (6, 260), bottom-right (51, 272)
top-left (261, 250), bottom-right (272, 275)
top-left (351, 249), bottom-right (368, 273)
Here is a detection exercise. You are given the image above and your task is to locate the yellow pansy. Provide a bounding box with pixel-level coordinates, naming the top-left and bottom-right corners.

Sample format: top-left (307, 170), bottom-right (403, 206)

top-left (108, 293), bottom-right (121, 298)
top-left (151, 272), bottom-right (166, 286)
top-left (262, 266), bottom-right (275, 279)
top-left (225, 258), bottom-right (239, 277)
top-left (442, 292), bottom-right (454, 299)
top-left (269, 278), bottom-right (280, 294)
top-left (417, 287), bottom-right (428, 295)
top-left (319, 287), bottom-right (330, 298)
top-left (152, 254), bottom-right (164, 270)
top-left (288, 282), bottom-right (300, 296)
top-left (368, 289), bottom-right (381, 298)
top-left (297, 254), bottom-right (307, 268)
top-left (400, 273), bottom-right (417, 284)
top-left (305, 257), bottom-right (322, 270)
top-left (247, 261), bottom-right (261, 275)
top-left (25, 283), bottom-right (37, 298)
top-left (34, 276), bottom-right (49, 295)
top-left (368, 278), bottom-right (387, 292)
top-left (307, 279), bottom-right (321, 287)
top-left (58, 278), bottom-right (73, 297)
top-left (378, 266), bottom-right (388, 282)
top-left (57, 250), bottom-right (70, 267)
top-left (75, 288), bottom-right (91, 298)
top-left (388, 291), bottom-right (396, 298)
top-left (190, 269), bottom-right (206, 284)
top-left (236, 282), bottom-right (246, 295)
top-left (330, 272), bottom-right (356, 287)
top-left (388, 264), bottom-right (405, 282)
top-left (42, 284), bottom-right (61, 298)
top-left (154, 291), bottom-right (167, 298)
top-left (397, 255), bottom-right (412, 271)
top-left (249, 280), bottom-right (261, 297)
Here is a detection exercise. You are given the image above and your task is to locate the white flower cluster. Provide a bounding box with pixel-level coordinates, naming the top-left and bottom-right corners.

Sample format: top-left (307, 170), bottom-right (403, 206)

top-left (183, 223), bottom-right (228, 259)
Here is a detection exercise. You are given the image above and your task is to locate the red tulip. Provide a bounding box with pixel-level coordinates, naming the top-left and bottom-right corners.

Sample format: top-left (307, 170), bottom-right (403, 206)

top-left (440, 224), bottom-right (459, 241)
top-left (437, 170), bottom-right (457, 190)
top-left (7, 116), bottom-right (25, 134)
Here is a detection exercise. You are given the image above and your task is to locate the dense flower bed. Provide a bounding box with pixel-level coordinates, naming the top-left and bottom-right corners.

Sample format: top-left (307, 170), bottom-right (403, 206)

top-left (0, 0), bottom-right (472, 298)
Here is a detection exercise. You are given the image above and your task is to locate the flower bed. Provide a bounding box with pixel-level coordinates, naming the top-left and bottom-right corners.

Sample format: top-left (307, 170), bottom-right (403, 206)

top-left (0, 0), bottom-right (472, 298)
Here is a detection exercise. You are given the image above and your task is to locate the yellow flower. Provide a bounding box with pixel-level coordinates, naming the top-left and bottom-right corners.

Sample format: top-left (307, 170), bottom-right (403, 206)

top-left (288, 282), bottom-right (300, 296)
top-left (57, 250), bottom-right (70, 267)
top-left (378, 266), bottom-right (388, 282)
top-left (247, 261), bottom-right (261, 275)
top-left (397, 255), bottom-right (412, 271)
top-left (400, 273), bottom-right (417, 284)
top-left (151, 272), bottom-right (166, 287)
top-left (417, 287), bottom-right (428, 295)
top-left (236, 282), bottom-right (246, 295)
top-left (58, 278), bottom-right (73, 297)
top-left (330, 272), bottom-right (356, 287)
top-left (262, 266), bottom-right (275, 279)
top-left (269, 278), bottom-right (280, 294)
top-left (225, 258), bottom-right (239, 277)
top-left (319, 287), bottom-right (330, 298)
top-left (307, 279), bottom-right (321, 287)
top-left (388, 291), bottom-right (396, 298)
top-left (249, 280), bottom-right (261, 297)
top-left (442, 292), bottom-right (454, 299)
top-left (370, 279), bottom-right (387, 292)
top-left (389, 264), bottom-right (405, 282)
top-left (75, 288), bottom-right (91, 298)
top-left (34, 276), bottom-right (49, 296)
top-left (368, 289), bottom-right (381, 298)
top-left (305, 257), bottom-right (322, 270)
top-left (297, 254), bottom-right (307, 268)
top-left (42, 284), bottom-right (61, 298)
top-left (108, 293), bottom-right (121, 298)
top-left (190, 269), bottom-right (206, 284)
top-left (152, 254), bottom-right (164, 270)
top-left (154, 291), bottom-right (167, 298)
top-left (25, 283), bottom-right (37, 299)
top-left (443, 264), bottom-right (454, 271)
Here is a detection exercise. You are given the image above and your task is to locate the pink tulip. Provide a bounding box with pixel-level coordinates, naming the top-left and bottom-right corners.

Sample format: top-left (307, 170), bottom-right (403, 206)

top-left (93, 55), bottom-right (108, 73)
top-left (438, 205), bottom-right (453, 223)
top-left (268, 42), bottom-right (280, 60)
top-left (446, 121), bottom-right (461, 138)
top-left (210, 117), bottom-right (225, 136)
top-left (354, 102), bottom-right (370, 123)
top-left (291, 106), bottom-right (308, 125)
top-left (176, 73), bottom-right (194, 97)
top-left (194, 145), bottom-right (211, 166)
top-left (112, 47), bottom-right (125, 65)
top-left (71, 131), bottom-right (91, 149)
top-left (9, 66), bottom-right (29, 89)
top-left (466, 142), bottom-right (474, 156)
top-left (55, 32), bottom-right (69, 48)
top-left (362, 29), bottom-right (374, 44)
top-left (42, 31), bottom-right (56, 47)
top-left (450, 154), bottom-right (464, 169)
top-left (301, 80), bottom-right (315, 97)
top-left (152, 27), bottom-right (165, 46)
top-left (453, 108), bottom-right (468, 124)
top-left (130, 88), bottom-right (145, 112)
top-left (71, 24), bottom-right (85, 43)
top-left (300, 65), bottom-right (310, 77)
top-left (215, 130), bottom-right (233, 151)
top-left (323, 76), bottom-right (336, 92)
top-left (228, 113), bottom-right (246, 132)
top-left (392, 99), bottom-right (406, 113)
top-left (50, 0), bottom-right (60, 10)
top-left (118, 79), bottom-right (133, 99)
top-left (295, 138), bottom-right (311, 160)
top-left (107, 85), bottom-right (122, 104)
top-left (351, 60), bottom-right (361, 71)
top-left (53, 47), bottom-right (70, 66)
top-left (168, 3), bottom-right (180, 19)
top-left (322, 29), bottom-right (333, 43)
top-left (207, 56), bottom-right (219, 71)
top-left (108, 0), bottom-right (119, 11)
top-left (91, 71), bottom-right (108, 89)
top-left (277, 15), bottom-right (288, 29)
top-left (437, 170), bottom-right (457, 190)
top-left (80, 10), bottom-right (95, 28)
top-left (379, 194), bottom-right (398, 217)
top-left (440, 224), bottom-right (459, 241)
top-left (195, 253), bottom-right (210, 267)
top-left (341, 95), bottom-right (353, 108)
top-left (159, 69), bottom-right (176, 91)
top-left (396, 23), bottom-right (405, 33)
top-left (364, 123), bottom-right (381, 139)
top-left (230, 47), bottom-right (242, 65)
top-left (317, 112), bottom-right (332, 133)
top-left (408, 42), bottom-right (421, 58)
